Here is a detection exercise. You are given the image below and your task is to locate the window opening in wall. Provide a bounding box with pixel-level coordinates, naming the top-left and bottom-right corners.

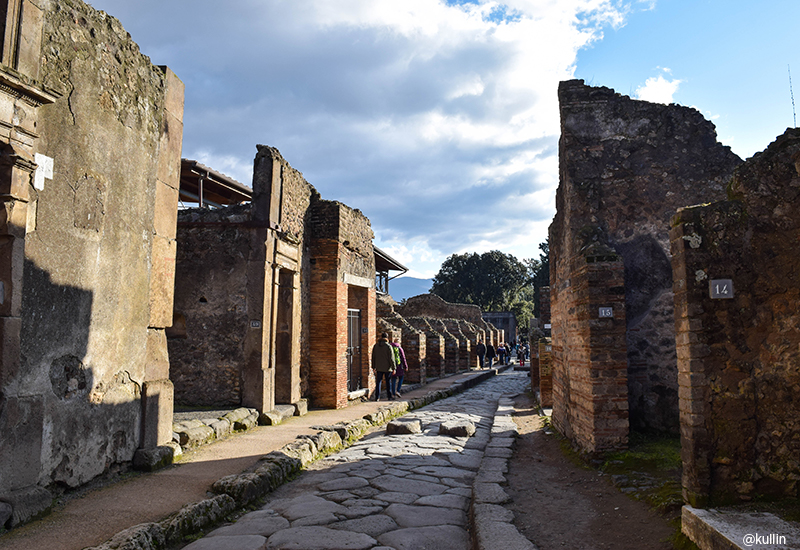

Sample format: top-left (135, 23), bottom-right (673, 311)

top-left (347, 308), bottom-right (362, 392)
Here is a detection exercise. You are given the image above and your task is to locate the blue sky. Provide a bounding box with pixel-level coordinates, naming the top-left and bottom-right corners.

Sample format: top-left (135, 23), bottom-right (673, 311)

top-left (85, 0), bottom-right (798, 278)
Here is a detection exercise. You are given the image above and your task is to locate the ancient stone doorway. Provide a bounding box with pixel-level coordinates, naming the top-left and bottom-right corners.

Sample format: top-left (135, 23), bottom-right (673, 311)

top-left (274, 268), bottom-right (295, 404)
top-left (347, 308), bottom-right (362, 392)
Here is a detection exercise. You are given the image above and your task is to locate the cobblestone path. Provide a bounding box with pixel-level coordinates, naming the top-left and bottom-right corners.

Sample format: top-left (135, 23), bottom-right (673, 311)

top-left (180, 371), bottom-right (530, 550)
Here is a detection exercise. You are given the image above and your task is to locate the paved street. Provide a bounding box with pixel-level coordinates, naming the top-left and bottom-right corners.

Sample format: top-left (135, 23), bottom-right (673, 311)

top-left (181, 370), bottom-right (529, 550)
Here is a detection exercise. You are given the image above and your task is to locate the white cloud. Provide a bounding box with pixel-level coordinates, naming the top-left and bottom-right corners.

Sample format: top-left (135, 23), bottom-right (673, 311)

top-left (88, 0), bottom-right (633, 275)
top-left (635, 74), bottom-right (683, 104)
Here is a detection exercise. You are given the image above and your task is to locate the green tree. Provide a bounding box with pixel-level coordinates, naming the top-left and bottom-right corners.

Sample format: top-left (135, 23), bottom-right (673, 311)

top-left (430, 250), bottom-right (530, 312)
top-left (529, 240), bottom-right (549, 318)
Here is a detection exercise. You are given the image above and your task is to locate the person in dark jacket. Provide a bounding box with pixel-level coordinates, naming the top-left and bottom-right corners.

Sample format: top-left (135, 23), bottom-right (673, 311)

top-left (371, 332), bottom-right (396, 401)
top-left (486, 342), bottom-right (496, 368)
top-left (475, 339), bottom-right (487, 369)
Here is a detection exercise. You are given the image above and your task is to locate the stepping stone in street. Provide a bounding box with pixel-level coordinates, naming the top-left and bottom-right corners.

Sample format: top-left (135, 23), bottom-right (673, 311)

top-left (438, 420), bottom-right (476, 437)
top-left (386, 418), bottom-right (423, 434)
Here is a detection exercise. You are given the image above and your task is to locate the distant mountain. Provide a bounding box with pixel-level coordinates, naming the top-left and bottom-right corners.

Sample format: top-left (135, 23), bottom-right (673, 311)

top-left (387, 277), bottom-right (432, 302)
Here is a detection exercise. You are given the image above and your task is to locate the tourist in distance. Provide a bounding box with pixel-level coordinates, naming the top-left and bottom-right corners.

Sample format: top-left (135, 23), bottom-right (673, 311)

top-left (389, 336), bottom-right (408, 398)
top-left (486, 341), bottom-right (496, 368)
top-left (475, 338), bottom-right (487, 369)
top-left (497, 343), bottom-right (507, 365)
top-left (371, 332), bottom-right (396, 401)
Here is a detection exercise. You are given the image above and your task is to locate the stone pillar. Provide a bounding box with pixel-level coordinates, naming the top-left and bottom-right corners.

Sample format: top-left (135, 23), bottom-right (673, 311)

top-left (401, 330), bottom-right (426, 384)
top-left (140, 67), bottom-right (183, 452)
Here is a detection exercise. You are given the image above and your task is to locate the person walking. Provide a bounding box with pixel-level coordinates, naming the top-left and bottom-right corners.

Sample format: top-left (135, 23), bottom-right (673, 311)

top-left (486, 342), bottom-right (496, 368)
top-left (496, 343), bottom-right (506, 366)
top-left (390, 336), bottom-right (408, 397)
top-left (475, 339), bottom-right (487, 369)
top-left (371, 332), bottom-right (396, 401)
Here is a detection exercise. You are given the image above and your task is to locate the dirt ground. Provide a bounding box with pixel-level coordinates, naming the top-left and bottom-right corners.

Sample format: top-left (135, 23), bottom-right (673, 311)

top-left (505, 393), bottom-right (676, 550)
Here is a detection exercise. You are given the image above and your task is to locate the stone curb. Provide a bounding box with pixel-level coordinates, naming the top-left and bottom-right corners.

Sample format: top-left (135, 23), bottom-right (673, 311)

top-left (471, 396), bottom-right (538, 550)
top-left (86, 366), bottom-right (507, 550)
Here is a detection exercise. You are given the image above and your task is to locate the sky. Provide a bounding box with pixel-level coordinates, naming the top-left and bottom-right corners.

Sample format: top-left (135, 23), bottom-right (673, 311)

top-left (86, 0), bottom-right (799, 279)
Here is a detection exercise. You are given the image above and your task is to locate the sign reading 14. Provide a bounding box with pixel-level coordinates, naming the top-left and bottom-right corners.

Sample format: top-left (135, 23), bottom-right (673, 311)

top-left (710, 279), bottom-right (734, 299)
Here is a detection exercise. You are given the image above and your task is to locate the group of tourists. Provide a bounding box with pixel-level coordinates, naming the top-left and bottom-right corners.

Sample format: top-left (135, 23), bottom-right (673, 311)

top-left (475, 340), bottom-right (530, 369)
top-left (371, 332), bottom-right (532, 400)
top-left (370, 332), bottom-right (407, 401)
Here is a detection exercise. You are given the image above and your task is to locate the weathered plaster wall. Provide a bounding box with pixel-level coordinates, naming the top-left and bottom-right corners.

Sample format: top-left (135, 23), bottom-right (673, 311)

top-left (0, 0), bottom-right (182, 518)
top-left (671, 129), bottom-right (800, 506)
top-left (550, 80), bottom-right (741, 451)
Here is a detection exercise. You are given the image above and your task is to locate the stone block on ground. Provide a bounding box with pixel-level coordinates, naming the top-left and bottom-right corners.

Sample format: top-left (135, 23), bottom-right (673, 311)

top-left (474, 482), bottom-right (511, 504)
top-left (439, 419), bottom-right (476, 437)
top-left (293, 399), bottom-right (308, 416)
top-left (177, 425), bottom-right (215, 448)
top-left (386, 418), bottom-right (422, 435)
top-left (222, 408), bottom-right (252, 424)
top-left (3, 486), bottom-right (53, 528)
top-left (133, 445), bottom-right (175, 472)
top-left (275, 404), bottom-right (296, 421)
top-left (233, 412), bottom-right (258, 431)
top-left (473, 517), bottom-right (536, 550)
top-left (209, 419), bottom-right (232, 439)
top-left (682, 505), bottom-right (800, 550)
top-left (297, 430), bottom-right (343, 456)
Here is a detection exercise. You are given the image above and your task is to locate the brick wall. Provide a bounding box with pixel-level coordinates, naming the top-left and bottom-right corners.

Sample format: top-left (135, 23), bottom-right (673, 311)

top-left (671, 129), bottom-right (800, 506)
top-left (309, 199), bottom-right (376, 408)
top-left (550, 80), bottom-right (742, 450)
top-left (538, 338), bottom-right (553, 407)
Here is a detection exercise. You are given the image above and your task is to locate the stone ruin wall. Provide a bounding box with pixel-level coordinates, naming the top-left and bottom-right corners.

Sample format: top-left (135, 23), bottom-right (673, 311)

top-left (395, 293), bottom-right (484, 325)
top-left (1, 0), bottom-right (183, 523)
top-left (550, 80), bottom-right (742, 451)
top-left (671, 129), bottom-right (800, 506)
top-left (169, 206), bottom-right (253, 407)
top-left (378, 293), bottom-right (491, 383)
top-left (172, 147), bottom-right (380, 411)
